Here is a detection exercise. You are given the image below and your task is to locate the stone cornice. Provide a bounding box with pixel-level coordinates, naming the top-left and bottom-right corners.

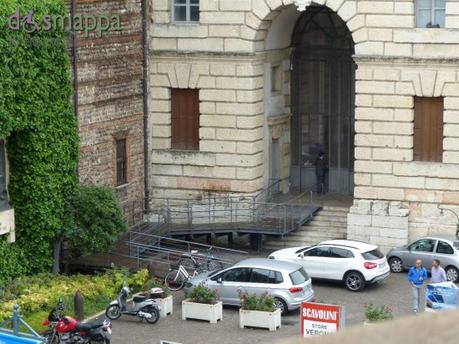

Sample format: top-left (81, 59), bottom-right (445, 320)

top-left (354, 55), bottom-right (459, 68)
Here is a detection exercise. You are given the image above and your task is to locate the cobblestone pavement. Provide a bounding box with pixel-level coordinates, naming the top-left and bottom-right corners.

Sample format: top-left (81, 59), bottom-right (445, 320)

top-left (110, 272), bottom-right (415, 344)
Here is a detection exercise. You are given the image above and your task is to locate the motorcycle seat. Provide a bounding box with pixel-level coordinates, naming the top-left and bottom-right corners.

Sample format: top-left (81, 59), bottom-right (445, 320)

top-left (133, 295), bottom-right (148, 303)
top-left (76, 320), bottom-right (104, 331)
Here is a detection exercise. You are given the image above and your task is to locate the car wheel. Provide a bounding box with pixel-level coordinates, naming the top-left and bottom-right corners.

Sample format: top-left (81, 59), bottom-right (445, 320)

top-left (344, 271), bottom-right (365, 292)
top-left (445, 266), bottom-right (459, 283)
top-left (274, 297), bottom-right (288, 315)
top-left (389, 257), bottom-right (403, 273)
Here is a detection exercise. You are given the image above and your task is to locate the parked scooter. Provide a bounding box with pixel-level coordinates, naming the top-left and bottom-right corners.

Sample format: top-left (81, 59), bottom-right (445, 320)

top-left (42, 299), bottom-right (112, 344)
top-left (105, 285), bottom-right (160, 324)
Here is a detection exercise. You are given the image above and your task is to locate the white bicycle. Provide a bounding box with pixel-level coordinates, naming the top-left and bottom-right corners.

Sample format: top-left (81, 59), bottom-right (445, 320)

top-left (164, 264), bottom-right (199, 291)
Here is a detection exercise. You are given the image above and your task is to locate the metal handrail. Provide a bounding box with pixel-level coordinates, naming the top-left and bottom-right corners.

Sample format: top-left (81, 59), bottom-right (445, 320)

top-left (253, 177), bottom-right (288, 203)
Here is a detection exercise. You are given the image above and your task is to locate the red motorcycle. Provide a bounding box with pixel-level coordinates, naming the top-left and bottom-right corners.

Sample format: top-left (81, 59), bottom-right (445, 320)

top-left (42, 301), bottom-right (112, 344)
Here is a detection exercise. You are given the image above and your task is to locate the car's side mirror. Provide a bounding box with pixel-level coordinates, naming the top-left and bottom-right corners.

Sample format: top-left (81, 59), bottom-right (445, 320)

top-left (299, 253), bottom-right (304, 259)
top-left (217, 277), bottom-right (223, 284)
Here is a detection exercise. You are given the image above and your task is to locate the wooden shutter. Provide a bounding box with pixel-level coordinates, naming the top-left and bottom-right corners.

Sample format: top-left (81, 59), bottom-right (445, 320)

top-left (414, 97), bottom-right (443, 162)
top-left (171, 89), bottom-right (199, 150)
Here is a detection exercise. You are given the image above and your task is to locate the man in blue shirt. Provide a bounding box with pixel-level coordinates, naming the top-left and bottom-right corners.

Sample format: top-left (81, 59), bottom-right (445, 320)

top-left (408, 259), bottom-right (428, 314)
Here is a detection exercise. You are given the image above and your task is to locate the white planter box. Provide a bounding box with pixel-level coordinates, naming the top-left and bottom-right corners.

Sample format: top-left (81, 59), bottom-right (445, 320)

top-left (181, 299), bottom-right (222, 323)
top-left (157, 295), bottom-right (173, 317)
top-left (239, 308), bottom-right (281, 331)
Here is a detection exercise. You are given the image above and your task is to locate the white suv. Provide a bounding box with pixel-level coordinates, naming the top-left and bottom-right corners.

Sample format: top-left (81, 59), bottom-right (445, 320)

top-left (268, 240), bottom-right (390, 291)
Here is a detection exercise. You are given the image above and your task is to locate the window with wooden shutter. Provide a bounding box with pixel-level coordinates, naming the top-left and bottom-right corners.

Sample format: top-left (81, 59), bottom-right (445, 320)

top-left (414, 97), bottom-right (443, 162)
top-left (171, 88), bottom-right (200, 151)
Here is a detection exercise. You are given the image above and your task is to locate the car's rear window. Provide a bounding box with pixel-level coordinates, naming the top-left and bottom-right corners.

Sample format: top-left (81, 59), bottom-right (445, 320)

top-left (289, 268), bottom-right (309, 285)
top-left (361, 249), bottom-right (384, 260)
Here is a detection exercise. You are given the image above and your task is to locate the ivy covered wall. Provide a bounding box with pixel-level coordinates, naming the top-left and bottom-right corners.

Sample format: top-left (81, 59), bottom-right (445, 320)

top-left (0, 0), bottom-right (79, 274)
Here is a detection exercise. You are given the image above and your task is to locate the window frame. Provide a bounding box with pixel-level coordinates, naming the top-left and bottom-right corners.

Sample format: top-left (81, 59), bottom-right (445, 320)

top-left (416, 0), bottom-right (446, 28)
top-left (413, 96), bottom-right (444, 163)
top-left (214, 267), bottom-right (251, 283)
top-left (436, 240), bottom-right (454, 255)
top-left (172, 0), bottom-right (200, 23)
top-left (170, 88), bottom-right (200, 151)
top-left (329, 247), bottom-right (354, 258)
top-left (303, 246), bottom-right (331, 257)
top-left (409, 239), bottom-right (437, 253)
top-left (115, 137), bottom-right (128, 187)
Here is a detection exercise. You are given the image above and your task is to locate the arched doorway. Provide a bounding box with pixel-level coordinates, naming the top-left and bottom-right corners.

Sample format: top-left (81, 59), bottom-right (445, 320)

top-left (290, 6), bottom-right (355, 195)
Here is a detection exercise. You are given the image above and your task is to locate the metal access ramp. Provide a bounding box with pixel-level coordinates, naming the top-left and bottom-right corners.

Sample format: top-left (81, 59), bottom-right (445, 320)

top-left (112, 230), bottom-right (249, 272)
top-left (151, 195), bottom-right (320, 238)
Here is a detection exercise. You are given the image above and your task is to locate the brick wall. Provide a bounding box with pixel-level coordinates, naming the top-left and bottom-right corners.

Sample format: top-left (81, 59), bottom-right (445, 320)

top-left (69, 0), bottom-right (146, 224)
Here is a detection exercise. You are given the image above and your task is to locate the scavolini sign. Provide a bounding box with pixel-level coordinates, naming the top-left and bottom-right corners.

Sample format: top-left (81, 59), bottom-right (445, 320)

top-left (301, 302), bottom-right (345, 337)
top-left (6, 8), bottom-right (122, 37)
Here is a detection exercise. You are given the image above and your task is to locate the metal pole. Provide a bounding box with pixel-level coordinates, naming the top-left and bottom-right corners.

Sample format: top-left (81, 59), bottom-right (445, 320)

top-left (283, 205), bottom-right (287, 234)
top-left (12, 305), bottom-right (20, 335)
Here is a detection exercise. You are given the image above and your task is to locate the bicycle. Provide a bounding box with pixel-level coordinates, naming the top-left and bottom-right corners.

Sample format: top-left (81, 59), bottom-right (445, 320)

top-left (164, 264), bottom-right (199, 291)
top-left (178, 247), bottom-right (224, 273)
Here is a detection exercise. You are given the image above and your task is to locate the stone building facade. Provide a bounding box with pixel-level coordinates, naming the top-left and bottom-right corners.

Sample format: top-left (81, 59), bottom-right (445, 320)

top-left (149, 0), bottom-right (459, 252)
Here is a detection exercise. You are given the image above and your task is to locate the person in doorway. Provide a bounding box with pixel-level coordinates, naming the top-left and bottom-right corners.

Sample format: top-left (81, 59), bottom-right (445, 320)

top-left (315, 151), bottom-right (328, 195)
top-left (431, 258), bottom-right (447, 283)
top-left (408, 259), bottom-right (428, 314)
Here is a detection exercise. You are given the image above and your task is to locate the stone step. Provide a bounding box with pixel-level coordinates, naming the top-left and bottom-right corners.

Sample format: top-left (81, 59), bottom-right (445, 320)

top-left (322, 206), bottom-right (351, 212)
top-left (313, 217), bottom-right (348, 223)
top-left (306, 221), bottom-right (347, 228)
top-left (288, 233), bottom-right (347, 241)
top-left (316, 210), bottom-right (349, 219)
top-left (289, 227), bottom-right (347, 236)
top-left (283, 231), bottom-right (347, 240)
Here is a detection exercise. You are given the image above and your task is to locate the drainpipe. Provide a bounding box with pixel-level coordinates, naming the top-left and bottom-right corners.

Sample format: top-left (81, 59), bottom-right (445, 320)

top-left (141, 0), bottom-right (150, 212)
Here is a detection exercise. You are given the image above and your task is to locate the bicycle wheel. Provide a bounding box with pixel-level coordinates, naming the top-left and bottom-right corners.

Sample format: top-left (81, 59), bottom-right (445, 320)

top-left (179, 256), bottom-right (197, 272)
top-left (164, 269), bottom-right (186, 291)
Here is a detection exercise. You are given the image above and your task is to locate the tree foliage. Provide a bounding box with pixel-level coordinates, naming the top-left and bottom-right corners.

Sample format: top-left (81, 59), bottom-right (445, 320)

top-left (64, 185), bottom-right (128, 257)
top-left (0, 0), bottom-right (79, 273)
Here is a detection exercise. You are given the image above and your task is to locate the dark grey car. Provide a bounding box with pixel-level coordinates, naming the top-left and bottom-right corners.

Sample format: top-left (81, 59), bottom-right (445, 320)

top-left (386, 236), bottom-right (459, 282)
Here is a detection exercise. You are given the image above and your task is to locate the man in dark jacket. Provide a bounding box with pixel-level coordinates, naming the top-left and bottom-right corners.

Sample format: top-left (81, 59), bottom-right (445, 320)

top-left (315, 152), bottom-right (328, 195)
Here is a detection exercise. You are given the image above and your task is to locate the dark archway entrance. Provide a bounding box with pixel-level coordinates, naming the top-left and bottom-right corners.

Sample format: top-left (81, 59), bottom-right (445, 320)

top-left (290, 6), bottom-right (355, 195)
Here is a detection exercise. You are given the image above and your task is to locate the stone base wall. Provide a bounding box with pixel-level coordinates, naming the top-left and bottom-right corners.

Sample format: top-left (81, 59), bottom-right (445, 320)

top-left (349, 199), bottom-right (459, 252)
top-left (347, 199), bottom-right (409, 253)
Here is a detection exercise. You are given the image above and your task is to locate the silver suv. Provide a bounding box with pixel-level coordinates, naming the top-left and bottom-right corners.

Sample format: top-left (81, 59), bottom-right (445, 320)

top-left (183, 258), bottom-right (314, 315)
top-left (387, 236), bottom-right (459, 282)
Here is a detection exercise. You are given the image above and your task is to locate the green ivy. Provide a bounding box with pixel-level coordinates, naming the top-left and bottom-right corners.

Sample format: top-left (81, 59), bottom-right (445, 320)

top-left (0, 1), bottom-right (79, 274)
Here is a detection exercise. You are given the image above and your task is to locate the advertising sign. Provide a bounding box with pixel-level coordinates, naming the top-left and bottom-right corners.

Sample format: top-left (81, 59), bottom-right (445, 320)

top-left (301, 302), bottom-right (345, 337)
top-left (425, 282), bottom-right (458, 312)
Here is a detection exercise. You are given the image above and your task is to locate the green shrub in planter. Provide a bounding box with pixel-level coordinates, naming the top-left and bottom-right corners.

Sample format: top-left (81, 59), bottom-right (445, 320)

top-left (365, 303), bottom-right (393, 322)
top-left (188, 284), bottom-right (218, 305)
top-left (144, 278), bottom-right (170, 297)
top-left (239, 291), bottom-right (276, 312)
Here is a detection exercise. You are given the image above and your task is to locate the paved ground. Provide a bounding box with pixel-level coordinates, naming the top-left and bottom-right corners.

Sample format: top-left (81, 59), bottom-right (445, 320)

top-left (110, 272), bottom-right (415, 344)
